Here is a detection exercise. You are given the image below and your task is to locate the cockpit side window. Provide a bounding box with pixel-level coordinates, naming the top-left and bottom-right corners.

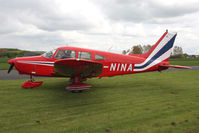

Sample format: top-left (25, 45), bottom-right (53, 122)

top-left (95, 54), bottom-right (105, 60)
top-left (54, 50), bottom-right (76, 59)
top-left (78, 51), bottom-right (91, 60)
top-left (42, 49), bottom-right (56, 59)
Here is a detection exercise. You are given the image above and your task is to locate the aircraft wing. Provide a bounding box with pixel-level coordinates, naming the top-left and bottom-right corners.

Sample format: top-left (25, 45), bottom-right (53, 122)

top-left (53, 59), bottom-right (103, 77)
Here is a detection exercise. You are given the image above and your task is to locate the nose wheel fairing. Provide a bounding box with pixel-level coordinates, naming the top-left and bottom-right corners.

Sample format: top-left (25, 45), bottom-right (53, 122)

top-left (21, 75), bottom-right (43, 89)
top-left (21, 81), bottom-right (43, 88)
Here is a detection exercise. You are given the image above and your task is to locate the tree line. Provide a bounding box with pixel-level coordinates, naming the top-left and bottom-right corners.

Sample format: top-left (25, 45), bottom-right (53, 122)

top-left (0, 48), bottom-right (44, 58)
top-left (122, 45), bottom-right (186, 58)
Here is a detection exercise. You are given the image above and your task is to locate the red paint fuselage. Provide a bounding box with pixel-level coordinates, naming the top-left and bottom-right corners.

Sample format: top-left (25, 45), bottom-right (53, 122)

top-left (9, 30), bottom-right (184, 80)
top-left (8, 46), bottom-right (168, 78)
top-left (8, 31), bottom-right (191, 90)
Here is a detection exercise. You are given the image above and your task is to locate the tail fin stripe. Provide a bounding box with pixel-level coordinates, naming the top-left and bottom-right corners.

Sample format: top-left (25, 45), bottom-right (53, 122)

top-left (134, 49), bottom-right (173, 71)
top-left (134, 33), bottom-right (173, 67)
top-left (134, 34), bottom-right (176, 69)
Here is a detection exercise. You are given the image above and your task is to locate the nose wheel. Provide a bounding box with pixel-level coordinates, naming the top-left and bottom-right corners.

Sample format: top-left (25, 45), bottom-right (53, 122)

top-left (21, 75), bottom-right (43, 89)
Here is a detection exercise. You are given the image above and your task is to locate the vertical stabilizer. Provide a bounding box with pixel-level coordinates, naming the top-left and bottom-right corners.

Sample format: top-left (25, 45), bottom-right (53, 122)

top-left (133, 30), bottom-right (177, 71)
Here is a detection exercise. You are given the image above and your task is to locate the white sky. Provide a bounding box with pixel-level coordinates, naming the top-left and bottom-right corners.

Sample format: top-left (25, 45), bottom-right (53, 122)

top-left (0, 0), bottom-right (199, 54)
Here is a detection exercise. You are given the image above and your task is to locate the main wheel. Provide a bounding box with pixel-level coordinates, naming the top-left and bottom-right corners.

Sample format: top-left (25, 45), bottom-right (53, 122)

top-left (24, 87), bottom-right (32, 89)
top-left (71, 90), bottom-right (83, 93)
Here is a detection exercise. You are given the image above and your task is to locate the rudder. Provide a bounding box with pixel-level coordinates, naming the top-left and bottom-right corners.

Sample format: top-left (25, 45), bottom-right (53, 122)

top-left (133, 30), bottom-right (177, 71)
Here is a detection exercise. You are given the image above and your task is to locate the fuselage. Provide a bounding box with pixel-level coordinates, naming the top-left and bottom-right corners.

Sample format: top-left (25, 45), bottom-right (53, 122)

top-left (8, 46), bottom-right (168, 77)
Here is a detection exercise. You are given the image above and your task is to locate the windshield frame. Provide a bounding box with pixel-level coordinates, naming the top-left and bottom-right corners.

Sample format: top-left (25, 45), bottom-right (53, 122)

top-left (42, 49), bottom-right (56, 59)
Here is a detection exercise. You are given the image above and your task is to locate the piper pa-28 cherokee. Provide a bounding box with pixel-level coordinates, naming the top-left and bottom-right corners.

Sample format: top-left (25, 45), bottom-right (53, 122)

top-left (8, 30), bottom-right (191, 92)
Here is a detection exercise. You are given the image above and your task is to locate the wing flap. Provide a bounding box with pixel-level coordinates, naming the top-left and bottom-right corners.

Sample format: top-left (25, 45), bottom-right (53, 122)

top-left (54, 59), bottom-right (103, 77)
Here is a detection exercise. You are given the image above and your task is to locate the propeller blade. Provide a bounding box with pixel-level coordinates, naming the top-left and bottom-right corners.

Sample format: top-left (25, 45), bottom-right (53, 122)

top-left (8, 63), bottom-right (14, 73)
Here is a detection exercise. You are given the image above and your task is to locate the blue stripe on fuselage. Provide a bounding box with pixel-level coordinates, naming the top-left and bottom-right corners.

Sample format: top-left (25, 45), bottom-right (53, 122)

top-left (134, 35), bottom-right (176, 69)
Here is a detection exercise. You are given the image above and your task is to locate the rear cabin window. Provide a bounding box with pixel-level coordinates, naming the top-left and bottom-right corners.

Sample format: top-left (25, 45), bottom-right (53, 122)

top-left (95, 54), bottom-right (105, 60)
top-left (78, 51), bottom-right (91, 60)
top-left (55, 50), bottom-right (76, 59)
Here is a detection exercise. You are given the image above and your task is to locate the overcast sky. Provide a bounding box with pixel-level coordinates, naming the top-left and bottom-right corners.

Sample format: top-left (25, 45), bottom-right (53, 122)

top-left (0, 0), bottom-right (199, 54)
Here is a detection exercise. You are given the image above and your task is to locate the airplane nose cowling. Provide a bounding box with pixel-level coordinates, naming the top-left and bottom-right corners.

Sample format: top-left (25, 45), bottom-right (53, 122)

top-left (8, 59), bottom-right (15, 64)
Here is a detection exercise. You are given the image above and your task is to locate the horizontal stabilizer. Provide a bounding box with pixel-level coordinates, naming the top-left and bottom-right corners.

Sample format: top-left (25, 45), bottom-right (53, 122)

top-left (159, 65), bottom-right (191, 69)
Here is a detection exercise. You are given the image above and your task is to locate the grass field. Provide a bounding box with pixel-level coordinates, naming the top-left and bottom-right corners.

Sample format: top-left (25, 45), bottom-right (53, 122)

top-left (0, 58), bottom-right (10, 63)
top-left (0, 63), bottom-right (10, 70)
top-left (169, 58), bottom-right (199, 66)
top-left (0, 70), bottom-right (199, 133)
top-left (0, 58), bottom-right (10, 70)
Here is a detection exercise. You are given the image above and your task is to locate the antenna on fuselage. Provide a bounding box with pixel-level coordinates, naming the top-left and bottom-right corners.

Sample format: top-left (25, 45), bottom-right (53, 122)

top-left (107, 45), bottom-right (113, 52)
top-left (125, 47), bottom-right (133, 55)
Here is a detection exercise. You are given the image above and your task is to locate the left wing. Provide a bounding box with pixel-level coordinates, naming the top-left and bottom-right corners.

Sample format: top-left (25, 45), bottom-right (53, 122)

top-left (53, 59), bottom-right (103, 77)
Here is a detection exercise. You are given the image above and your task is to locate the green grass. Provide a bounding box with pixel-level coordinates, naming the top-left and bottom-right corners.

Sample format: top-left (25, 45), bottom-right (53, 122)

top-left (0, 48), bottom-right (44, 58)
top-left (0, 70), bottom-right (199, 133)
top-left (0, 58), bottom-right (12, 70)
top-left (169, 58), bottom-right (199, 66)
top-left (0, 58), bottom-right (10, 63)
top-left (0, 63), bottom-right (10, 70)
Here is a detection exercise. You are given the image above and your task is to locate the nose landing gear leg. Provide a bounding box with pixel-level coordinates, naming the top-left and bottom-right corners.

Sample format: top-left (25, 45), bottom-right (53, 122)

top-left (21, 75), bottom-right (43, 89)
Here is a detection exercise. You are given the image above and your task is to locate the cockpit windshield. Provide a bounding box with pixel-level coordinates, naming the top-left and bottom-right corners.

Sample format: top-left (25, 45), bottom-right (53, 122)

top-left (42, 49), bottom-right (56, 58)
top-left (54, 50), bottom-right (76, 59)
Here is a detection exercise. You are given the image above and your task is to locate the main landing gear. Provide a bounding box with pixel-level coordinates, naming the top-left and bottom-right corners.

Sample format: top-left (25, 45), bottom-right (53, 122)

top-left (21, 75), bottom-right (91, 92)
top-left (66, 76), bottom-right (91, 93)
top-left (21, 75), bottom-right (43, 89)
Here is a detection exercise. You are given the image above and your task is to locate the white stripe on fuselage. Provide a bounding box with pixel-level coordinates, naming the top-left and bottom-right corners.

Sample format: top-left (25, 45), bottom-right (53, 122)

top-left (103, 66), bottom-right (109, 68)
top-left (17, 61), bottom-right (54, 66)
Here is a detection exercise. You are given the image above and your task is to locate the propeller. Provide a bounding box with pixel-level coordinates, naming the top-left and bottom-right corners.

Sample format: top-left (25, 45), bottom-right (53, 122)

top-left (8, 63), bottom-right (14, 73)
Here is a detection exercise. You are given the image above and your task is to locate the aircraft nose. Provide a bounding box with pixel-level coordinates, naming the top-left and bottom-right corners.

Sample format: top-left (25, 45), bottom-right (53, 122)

top-left (8, 59), bottom-right (16, 64)
top-left (8, 59), bottom-right (16, 74)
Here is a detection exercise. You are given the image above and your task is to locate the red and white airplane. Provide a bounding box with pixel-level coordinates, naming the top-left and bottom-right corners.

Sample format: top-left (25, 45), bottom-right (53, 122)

top-left (8, 30), bottom-right (191, 92)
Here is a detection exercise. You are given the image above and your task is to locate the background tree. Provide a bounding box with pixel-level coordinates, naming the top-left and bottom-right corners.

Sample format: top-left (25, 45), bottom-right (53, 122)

top-left (130, 45), bottom-right (143, 54)
top-left (143, 45), bottom-right (153, 53)
top-left (173, 46), bottom-right (183, 55)
top-left (122, 44), bottom-right (153, 54)
top-left (172, 46), bottom-right (184, 58)
top-left (122, 50), bottom-right (127, 54)
top-left (122, 45), bottom-right (186, 59)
